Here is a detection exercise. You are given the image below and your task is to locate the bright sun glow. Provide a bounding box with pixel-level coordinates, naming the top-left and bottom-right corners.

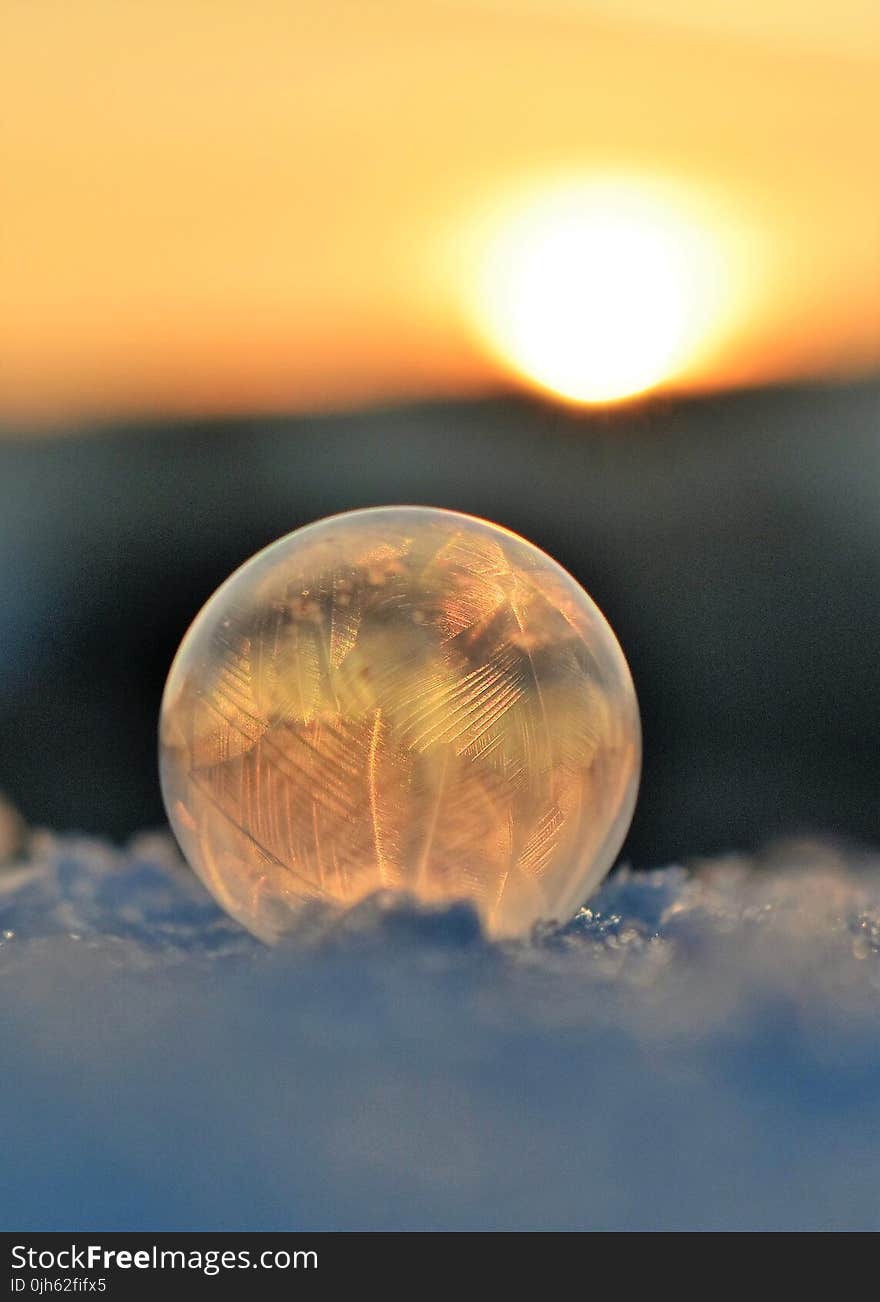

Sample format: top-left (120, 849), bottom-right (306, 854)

top-left (468, 177), bottom-right (739, 404)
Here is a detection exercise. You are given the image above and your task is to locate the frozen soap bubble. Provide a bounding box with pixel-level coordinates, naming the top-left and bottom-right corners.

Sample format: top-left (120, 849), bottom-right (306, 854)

top-left (159, 507), bottom-right (640, 941)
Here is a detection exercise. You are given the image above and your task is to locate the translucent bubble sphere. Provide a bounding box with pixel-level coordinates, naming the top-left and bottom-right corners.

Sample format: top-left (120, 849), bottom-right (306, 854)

top-left (159, 507), bottom-right (640, 940)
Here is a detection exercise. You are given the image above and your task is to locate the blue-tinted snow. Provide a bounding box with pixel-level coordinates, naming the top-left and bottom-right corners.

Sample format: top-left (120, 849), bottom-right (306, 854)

top-left (3, 830), bottom-right (880, 1231)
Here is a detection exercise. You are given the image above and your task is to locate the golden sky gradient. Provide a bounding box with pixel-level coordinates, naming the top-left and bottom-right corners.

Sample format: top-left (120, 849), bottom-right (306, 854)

top-left (2, 1), bottom-right (879, 421)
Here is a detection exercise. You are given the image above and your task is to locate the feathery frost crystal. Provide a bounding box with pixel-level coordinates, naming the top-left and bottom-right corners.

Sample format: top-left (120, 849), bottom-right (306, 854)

top-left (159, 507), bottom-right (640, 939)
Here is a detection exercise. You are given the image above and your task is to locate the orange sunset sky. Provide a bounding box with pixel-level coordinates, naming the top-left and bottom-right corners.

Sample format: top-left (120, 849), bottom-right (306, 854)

top-left (2, 1), bottom-right (879, 422)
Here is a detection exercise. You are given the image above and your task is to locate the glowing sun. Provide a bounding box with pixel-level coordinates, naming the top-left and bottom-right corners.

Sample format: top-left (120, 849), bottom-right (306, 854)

top-left (469, 177), bottom-right (736, 404)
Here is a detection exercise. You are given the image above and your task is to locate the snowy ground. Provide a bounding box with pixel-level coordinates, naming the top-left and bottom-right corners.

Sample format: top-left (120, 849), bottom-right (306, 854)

top-left (3, 827), bottom-right (880, 1231)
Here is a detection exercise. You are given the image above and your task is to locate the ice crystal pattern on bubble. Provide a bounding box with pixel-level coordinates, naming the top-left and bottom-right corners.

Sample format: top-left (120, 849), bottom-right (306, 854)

top-left (159, 508), bottom-right (640, 940)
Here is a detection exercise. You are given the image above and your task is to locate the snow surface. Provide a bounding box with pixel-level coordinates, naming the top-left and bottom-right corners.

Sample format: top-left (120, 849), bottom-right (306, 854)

top-left (3, 829), bottom-right (880, 1231)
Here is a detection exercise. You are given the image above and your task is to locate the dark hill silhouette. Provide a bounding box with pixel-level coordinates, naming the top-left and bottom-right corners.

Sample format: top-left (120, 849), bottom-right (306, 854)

top-left (1, 376), bottom-right (878, 866)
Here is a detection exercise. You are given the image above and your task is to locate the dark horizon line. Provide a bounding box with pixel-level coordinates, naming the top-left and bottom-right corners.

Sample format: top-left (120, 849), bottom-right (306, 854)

top-left (1, 367), bottom-right (878, 445)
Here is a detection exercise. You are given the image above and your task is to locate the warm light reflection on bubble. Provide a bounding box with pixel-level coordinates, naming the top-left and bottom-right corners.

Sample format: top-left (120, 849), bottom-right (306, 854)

top-left (465, 175), bottom-right (749, 404)
top-left (160, 508), bottom-right (640, 941)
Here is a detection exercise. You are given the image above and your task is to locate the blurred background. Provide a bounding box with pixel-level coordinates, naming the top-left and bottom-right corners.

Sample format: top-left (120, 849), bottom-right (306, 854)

top-left (1, 0), bottom-right (878, 868)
